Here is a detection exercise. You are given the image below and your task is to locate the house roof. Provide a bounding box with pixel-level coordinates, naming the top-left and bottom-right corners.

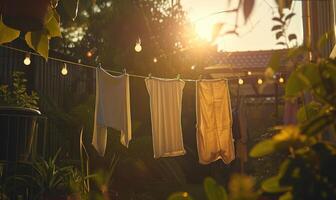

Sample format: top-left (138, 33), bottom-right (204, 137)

top-left (201, 49), bottom-right (290, 97)
top-left (203, 49), bottom-right (289, 73)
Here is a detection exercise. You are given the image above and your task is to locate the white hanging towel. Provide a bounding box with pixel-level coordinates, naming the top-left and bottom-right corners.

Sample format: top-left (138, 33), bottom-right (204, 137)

top-left (145, 77), bottom-right (186, 158)
top-left (196, 79), bottom-right (235, 164)
top-left (92, 68), bottom-right (132, 156)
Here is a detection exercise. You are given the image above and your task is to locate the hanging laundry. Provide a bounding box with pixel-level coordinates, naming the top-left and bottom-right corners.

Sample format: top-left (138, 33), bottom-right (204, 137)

top-left (232, 99), bottom-right (248, 163)
top-left (92, 68), bottom-right (132, 156)
top-left (145, 77), bottom-right (186, 158)
top-left (196, 80), bottom-right (235, 164)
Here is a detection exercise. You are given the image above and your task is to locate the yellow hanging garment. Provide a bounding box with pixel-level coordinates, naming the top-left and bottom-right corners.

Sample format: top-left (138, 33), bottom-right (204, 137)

top-left (196, 79), bottom-right (235, 164)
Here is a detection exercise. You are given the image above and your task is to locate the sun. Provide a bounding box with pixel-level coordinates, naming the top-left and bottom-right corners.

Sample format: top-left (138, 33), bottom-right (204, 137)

top-left (194, 20), bottom-right (213, 41)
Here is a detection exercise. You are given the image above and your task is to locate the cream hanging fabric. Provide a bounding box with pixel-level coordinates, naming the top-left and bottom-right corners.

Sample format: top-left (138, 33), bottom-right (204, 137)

top-left (92, 68), bottom-right (132, 156)
top-left (145, 77), bottom-right (186, 158)
top-left (196, 79), bottom-right (235, 164)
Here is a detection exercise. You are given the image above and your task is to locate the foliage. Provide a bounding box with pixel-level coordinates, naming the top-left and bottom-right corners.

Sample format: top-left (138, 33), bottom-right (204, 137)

top-left (250, 30), bottom-right (336, 199)
top-left (8, 149), bottom-right (73, 199)
top-left (0, 10), bottom-right (61, 59)
top-left (271, 11), bottom-right (297, 48)
top-left (0, 0), bottom-right (93, 59)
top-left (168, 175), bottom-right (258, 200)
top-left (0, 71), bottom-right (39, 110)
top-left (93, 154), bottom-right (119, 194)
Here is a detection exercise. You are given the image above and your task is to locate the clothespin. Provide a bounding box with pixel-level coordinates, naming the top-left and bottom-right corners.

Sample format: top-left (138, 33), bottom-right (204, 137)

top-left (148, 73), bottom-right (152, 78)
top-left (98, 63), bottom-right (102, 69)
top-left (176, 74), bottom-right (181, 80)
top-left (123, 68), bottom-right (127, 75)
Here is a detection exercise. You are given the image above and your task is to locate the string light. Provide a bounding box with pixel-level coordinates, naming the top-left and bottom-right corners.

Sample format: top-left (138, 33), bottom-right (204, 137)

top-left (247, 71), bottom-right (252, 75)
top-left (279, 77), bottom-right (285, 83)
top-left (86, 51), bottom-right (93, 58)
top-left (191, 65), bottom-right (196, 70)
top-left (61, 63), bottom-right (68, 76)
top-left (23, 52), bottom-right (31, 66)
top-left (3, 45), bottom-right (269, 83)
top-left (238, 78), bottom-right (244, 85)
top-left (257, 78), bottom-right (263, 85)
top-left (153, 57), bottom-right (157, 63)
top-left (134, 38), bottom-right (142, 52)
top-left (86, 47), bottom-right (97, 58)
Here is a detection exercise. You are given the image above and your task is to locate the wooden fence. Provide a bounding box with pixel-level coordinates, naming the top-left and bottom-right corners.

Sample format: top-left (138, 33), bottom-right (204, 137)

top-left (0, 44), bottom-right (95, 159)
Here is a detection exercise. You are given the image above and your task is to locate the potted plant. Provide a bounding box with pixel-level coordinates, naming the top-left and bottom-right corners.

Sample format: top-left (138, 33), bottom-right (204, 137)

top-left (0, 71), bottom-right (40, 161)
top-left (8, 149), bottom-right (73, 200)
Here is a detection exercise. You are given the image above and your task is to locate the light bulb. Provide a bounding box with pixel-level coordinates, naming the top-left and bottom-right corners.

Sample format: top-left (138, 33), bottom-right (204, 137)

top-left (191, 65), bottom-right (196, 70)
top-left (153, 57), bottom-right (157, 63)
top-left (61, 63), bottom-right (68, 76)
top-left (238, 78), bottom-right (244, 85)
top-left (279, 77), bottom-right (285, 83)
top-left (23, 53), bottom-right (31, 65)
top-left (86, 51), bottom-right (93, 57)
top-left (247, 71), bottom-right (252, 75)
top-left (257, 78), bottom-right (263, 85)
top-left (135, 43), bottom-right (142, 52)
top-left (135, 38), bottom-right (142, 52)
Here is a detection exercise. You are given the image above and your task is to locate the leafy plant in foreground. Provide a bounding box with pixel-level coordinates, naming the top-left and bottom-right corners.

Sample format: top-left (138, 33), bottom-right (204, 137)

top-left (0, 71), bottom-right (39, 110)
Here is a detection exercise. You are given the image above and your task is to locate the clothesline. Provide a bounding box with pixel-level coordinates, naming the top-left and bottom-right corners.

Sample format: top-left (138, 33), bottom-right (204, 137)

top-left (1, 44), bottom-right (242, 82)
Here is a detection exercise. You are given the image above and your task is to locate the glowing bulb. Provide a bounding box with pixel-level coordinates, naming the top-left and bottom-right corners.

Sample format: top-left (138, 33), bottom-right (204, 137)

top-left (61, 63), bottom-right (68, 76)
top-left (257, 78), bottom-right (263, 85)
top-left (135, 38), bottom-right (142, 52)
top-left (279, 77), bottom-right (285, 83)
top-left (135, 43), bottom-right (142, 52)
top-left (191, 65), bottom-right (196, 70)
top-left (247, 71), bottom-right (252, 75)
top-left (238, 78), bottom-right (244, 85)
top-left (23, 53), bottom-right (31, 65)
top-left (153, 57), bottom-right (157, 63)
top-left (86, 51), bottom-right (93, 57)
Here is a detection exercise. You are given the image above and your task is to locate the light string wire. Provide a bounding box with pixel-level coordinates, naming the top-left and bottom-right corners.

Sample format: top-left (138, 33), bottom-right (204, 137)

top-left (0, 44), bottom-right (247, 82)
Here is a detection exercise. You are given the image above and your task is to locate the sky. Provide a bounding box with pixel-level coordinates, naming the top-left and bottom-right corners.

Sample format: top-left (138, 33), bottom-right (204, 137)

top-left (181, 0), bottom-right (304, 52)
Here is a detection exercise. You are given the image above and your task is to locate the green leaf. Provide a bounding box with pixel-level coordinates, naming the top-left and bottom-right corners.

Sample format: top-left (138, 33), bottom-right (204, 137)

top-left (168, 192), bottom-right (193, 200)
top-left (276, 31), bottom-right (284, 39)
top-left (296, 102), bottom-right (320, 123)
top-left (268, 52), bottom-right (282, 72)
top-left (285, 70), bottom-right (308, 97)
top-left (261, 176), bottom-right (291, 193)
top-left (250, 139), bottom-right (277, 157)
top-left (277, 42), bottom-right (286, 46)
top-left (272, 17), bottom-right (284, 24)
top-left (287, 46), bottom-right (306, 59)
top-left (25, 31), bottom-right (49, 60)
top-left (272, 25), bottom-right (282, 31)
top-left (299, 63), bottom-right (322, 89)
top-left (243, 0), bottom-right (255, 22)
top-left (285, 13), bottom-right (295, 21)
top-left (204, 177), bottom-right (228, 200)
top-left (0, 19), bottom-right (20, 44)
top-left (317, 32), bottom-right (332, 51)
top-left (279, 192), bottom-right (293, 200)
top-left (325, 63), bottom-right (336, 83)
top-left (45, 10), bottom-right (62, 37)
top-left (288, 34), bottom-right (297, 41)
